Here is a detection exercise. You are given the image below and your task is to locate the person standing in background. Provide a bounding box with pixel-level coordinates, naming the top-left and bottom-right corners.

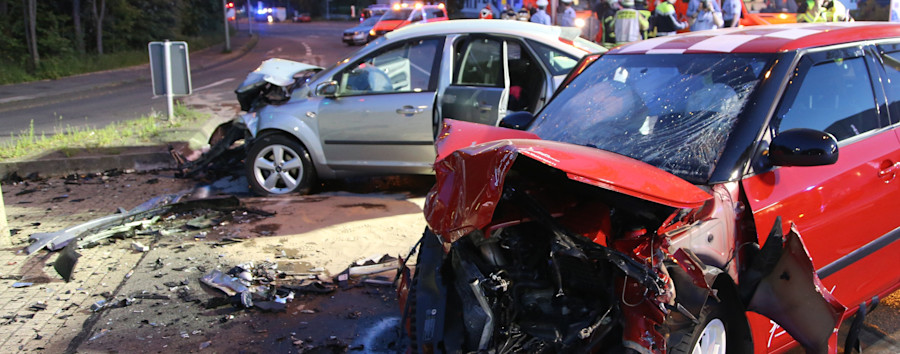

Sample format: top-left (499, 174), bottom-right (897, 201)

top-left (721, 0), bottom-right (741, 27)
top-left (689, 0), bottom-right (723, 30)
top-left (531, 0), bottom-right (552, 24)
top-left (559, 0), bottom-right (577, 26)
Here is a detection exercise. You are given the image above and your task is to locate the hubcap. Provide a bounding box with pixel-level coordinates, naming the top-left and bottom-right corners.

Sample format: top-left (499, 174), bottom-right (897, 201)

top-left (253, 144), bottom-right (303, 194)
top-left (692, 318), bottom-right (726, 354)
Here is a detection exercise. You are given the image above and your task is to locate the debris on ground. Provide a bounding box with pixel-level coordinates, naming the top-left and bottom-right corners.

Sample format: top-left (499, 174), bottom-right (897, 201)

top-left (28, 195), bottom-right (267, 282)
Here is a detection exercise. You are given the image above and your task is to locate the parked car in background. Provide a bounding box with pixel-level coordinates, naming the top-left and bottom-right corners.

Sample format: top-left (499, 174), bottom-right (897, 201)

top-left (293, 12), bottom-right (312, 22)
top-left (360, 4), bottom-right (389, 21)
top-left (214, 20), bottom-right (603, 195)
top-left (343, 15), bottom-right (381, 45)
top-left (399, 22), bottom-right (900, 353)
top-left (369, 2), bottom-right (448, 39)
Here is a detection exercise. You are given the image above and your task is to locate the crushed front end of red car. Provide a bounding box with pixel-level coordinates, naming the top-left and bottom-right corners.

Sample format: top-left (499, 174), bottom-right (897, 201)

top-left (397, 119), bottom-right (845, 353)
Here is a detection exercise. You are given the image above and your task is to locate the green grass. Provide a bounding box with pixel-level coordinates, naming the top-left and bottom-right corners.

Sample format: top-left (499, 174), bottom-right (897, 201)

top-left (0, 103), bottom-right (209, 162)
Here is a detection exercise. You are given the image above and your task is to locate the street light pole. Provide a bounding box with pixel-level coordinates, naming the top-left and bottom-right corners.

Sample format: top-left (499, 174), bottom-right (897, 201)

top-left (247, 0), bottom-right (253, 35)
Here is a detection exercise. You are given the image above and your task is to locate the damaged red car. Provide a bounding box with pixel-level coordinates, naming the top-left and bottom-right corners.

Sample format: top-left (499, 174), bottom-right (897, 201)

top-left (398, 22), bottom-right (900, 353)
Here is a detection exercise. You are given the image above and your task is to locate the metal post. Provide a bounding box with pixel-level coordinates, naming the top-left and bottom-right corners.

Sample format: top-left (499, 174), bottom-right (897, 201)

top-left (0, 185), bottom-right (10, 247)
top-left (326, 0), bottom-right (330, 20)
top-left (164, 40), bottom-right (175, 121)
top-left (223, 0), bottom-right (231, 52)
top-left (247, 0), bottom-right (253, 35)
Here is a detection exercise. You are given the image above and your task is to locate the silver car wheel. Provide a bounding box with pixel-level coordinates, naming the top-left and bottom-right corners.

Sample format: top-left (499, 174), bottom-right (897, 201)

top-left (692, 318), bottom-right (727, 354)
top-left (252, 144), bottom-right (304, 195)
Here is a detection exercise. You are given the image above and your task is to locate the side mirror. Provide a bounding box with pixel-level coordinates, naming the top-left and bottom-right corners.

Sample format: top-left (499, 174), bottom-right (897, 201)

top-left (769, 128), bottom-right (839, 167)
top-left (499, 111), bottom-right (535, 130)
top-left (315, 81), bottom-right (338, 97)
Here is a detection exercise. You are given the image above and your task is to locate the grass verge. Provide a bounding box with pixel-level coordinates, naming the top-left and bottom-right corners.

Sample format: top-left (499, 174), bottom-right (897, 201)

top-left (0, 103), bottom-right (209, 162)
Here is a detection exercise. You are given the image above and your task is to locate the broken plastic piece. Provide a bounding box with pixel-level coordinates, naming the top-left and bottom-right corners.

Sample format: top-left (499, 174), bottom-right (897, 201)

top-left (131, 241), bottom-right (149, 252)
top-left (91, 300), bottom-right (107, 312)
top-left (11, 282), bottom-right (33, 288)
top-left (200, 269), bottom-right (250, 296)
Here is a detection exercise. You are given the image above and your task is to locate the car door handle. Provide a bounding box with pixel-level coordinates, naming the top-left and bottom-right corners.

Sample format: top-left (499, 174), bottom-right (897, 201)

top-left (396, 105), bottom-right (426, 115)
top-left (878, 161), bottom-right (900, 179)
top-left (477, 103), bottom-right (493, 112)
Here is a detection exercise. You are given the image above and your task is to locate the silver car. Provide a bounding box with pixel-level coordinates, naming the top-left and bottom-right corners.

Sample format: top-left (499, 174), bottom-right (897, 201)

top-left (231, 20), bottom-right (604, 195)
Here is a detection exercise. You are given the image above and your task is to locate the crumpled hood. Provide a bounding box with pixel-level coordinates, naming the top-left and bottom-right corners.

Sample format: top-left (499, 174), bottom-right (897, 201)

top-left (240, 58), bottom-right (322, 87)
top-left (425, 119), bottom-right (713, 241)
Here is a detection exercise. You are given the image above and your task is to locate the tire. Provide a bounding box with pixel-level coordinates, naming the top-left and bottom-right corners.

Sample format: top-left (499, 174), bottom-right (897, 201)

top-left (245, 134), bottom-right (315, 195)
top-left (668, 300), bottom-right (729, 354)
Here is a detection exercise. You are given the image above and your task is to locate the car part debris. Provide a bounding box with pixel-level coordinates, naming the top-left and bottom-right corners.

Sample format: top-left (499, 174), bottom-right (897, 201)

top-left (348, 255), bottom-right (399, 276)
top-left (11, 282), bottom-right (33, 288)
top-left (200, 269), bottom-right (251, 296)
top-left (29, 302), bottom-right (47, 311)
top-left (26, 191), bottom-right (190, 254)
top-left (131, 241), bottom-right (150, 252)
top-left (173, 121), bottom-right (248, 179)
top-left (50, 196), bottom-right (244, 281)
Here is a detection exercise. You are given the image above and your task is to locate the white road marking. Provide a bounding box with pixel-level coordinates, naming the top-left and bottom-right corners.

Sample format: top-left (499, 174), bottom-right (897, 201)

top-left (0, 95), bottom-right (37, 104)
top-left (302, 42), bottom-right (312, 56)
top-left (193, 78), bottom-right (235, 92)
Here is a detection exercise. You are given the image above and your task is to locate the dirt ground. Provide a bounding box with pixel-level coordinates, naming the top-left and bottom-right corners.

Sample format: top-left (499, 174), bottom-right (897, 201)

top-left (2, 170), bottom-right (433, 353)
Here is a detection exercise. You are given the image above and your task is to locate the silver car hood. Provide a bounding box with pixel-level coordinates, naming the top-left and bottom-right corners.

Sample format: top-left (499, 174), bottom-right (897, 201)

top-left (243, 58), bottom-right (323, 87)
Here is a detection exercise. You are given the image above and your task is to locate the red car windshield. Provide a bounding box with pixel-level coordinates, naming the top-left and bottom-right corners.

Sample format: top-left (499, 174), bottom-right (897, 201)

top-left (529, 54), bottom-right (772, 183)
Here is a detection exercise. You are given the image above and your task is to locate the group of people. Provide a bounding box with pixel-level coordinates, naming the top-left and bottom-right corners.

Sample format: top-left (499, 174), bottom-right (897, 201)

top-left (478, 0), bottom-right (577, 27)
top-left (599, 0), bottom-right (851, 45)
top-left (598, 0), bottom-right (741, 44)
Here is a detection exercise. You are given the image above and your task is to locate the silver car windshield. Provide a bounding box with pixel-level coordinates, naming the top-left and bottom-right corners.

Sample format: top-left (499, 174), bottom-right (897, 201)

top-left (529, 54), bottom-right (772, 184)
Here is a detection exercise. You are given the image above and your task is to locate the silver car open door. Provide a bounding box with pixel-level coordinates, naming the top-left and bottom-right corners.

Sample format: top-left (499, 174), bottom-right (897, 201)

top-left (441, 36), bottom-right (509, 126)
top-left (316, 38), bottom-right (444, 174)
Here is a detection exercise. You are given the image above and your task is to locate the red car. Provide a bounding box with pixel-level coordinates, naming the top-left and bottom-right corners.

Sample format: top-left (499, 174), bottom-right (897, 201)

top-left (399, 22), bottom-right (900, 353)
top-left (369, 2), bottom-right (448, 39)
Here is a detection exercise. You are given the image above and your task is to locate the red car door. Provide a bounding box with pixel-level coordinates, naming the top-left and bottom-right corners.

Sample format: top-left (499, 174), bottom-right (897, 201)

top-left (742, 47), bottom-right (900, 349)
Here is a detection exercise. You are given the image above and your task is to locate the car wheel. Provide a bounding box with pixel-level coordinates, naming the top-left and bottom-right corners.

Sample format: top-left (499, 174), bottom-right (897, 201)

top-left (669, 300), bottom-right (729, 354)
top-left (246, 134), bottom-right (315, 195)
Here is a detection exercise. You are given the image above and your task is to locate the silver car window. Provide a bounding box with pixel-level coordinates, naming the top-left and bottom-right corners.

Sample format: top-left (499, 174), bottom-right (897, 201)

top-left (337, 38), bottom-right (441, 96)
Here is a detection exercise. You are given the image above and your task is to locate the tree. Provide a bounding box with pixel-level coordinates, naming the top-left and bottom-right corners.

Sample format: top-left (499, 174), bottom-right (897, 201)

top-left (23, 0), bottom-right (38, 71)
top-left (73, 0), bottom-right (84, 53)
top-left (90, 0), bottom-right (105, 54)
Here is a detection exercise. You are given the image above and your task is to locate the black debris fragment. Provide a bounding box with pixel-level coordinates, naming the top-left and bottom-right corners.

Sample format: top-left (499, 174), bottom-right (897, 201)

top-left (29, 302), bottom-right (47, 311)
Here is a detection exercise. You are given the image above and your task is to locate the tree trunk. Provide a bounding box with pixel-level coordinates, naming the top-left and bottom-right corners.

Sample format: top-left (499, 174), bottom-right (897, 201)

top-left (91, 0), bottom-right (105, 55)
top-left (73, 0), bottom-right (84, 54)
top-left (23, 0), bottom-right (39, 72)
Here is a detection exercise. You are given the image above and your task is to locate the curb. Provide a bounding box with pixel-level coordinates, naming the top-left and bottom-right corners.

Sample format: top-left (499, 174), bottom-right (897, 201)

top-left (0, 148), bottom-right (176, 179)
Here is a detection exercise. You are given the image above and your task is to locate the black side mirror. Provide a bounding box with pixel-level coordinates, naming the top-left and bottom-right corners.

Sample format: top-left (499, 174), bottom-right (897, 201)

top-left (499, 111), bottom-right (535, 130)
top-left (769, 128), bottom-right (839, 167)
top-left (315, 81), bottom-right (338, 97)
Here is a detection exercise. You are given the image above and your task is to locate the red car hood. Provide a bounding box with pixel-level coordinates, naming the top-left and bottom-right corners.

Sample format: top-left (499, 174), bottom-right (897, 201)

top-left (425, 120), bottom-right (713, 241)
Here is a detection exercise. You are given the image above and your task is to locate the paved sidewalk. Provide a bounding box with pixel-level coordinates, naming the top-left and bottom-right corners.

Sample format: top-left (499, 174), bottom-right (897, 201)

top-left (0, 173), bottom-right (197, 352)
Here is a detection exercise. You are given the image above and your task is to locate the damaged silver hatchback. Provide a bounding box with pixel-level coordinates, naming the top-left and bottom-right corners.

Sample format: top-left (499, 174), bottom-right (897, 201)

top-left (190, 20), bottom-right (601, 195)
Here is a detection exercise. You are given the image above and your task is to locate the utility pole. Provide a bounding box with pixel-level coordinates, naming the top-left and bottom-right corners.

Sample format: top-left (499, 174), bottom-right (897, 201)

top-left (222, 0), bottom-right (231, 52)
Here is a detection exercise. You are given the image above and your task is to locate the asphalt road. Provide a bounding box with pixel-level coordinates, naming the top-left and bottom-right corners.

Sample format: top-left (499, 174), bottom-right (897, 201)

top-left (0, 20), bottom-right (359, 143)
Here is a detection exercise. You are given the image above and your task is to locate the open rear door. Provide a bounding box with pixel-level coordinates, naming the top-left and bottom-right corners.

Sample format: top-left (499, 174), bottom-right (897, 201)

top-left (441, 36), bottom-right (509, 126)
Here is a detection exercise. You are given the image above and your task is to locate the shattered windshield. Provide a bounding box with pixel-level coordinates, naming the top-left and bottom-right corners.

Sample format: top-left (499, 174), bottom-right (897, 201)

top-left (529, 54), bottom-right (771, 184)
